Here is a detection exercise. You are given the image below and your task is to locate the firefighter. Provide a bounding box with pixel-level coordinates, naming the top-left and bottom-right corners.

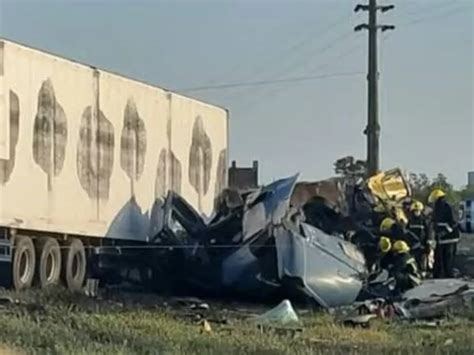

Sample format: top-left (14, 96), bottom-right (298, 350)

top-left (379, 236), bottom-right (392, 254)
top-left (379, 217), bottom-right (408, 244)
top-left (377, 236), bottom-right (393, 271)
top-left (428, 189), bottom-right (460, 278)
top-left (377, 219), bottom-right (402, 272)
top-left (390, 240), bottom-right (422, 293)
top-left (407, 201), bottom-right (432, 271)
top-left (402, 199), bottom-right (412, 219)
top-left (379, 217), bottom-right (397, 236)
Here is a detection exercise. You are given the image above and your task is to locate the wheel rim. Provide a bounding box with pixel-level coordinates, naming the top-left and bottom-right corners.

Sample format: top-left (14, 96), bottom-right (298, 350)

top-left (45, 252), bottom-right (56, 282)
top-left (19, 249), bottom-right (30, 283)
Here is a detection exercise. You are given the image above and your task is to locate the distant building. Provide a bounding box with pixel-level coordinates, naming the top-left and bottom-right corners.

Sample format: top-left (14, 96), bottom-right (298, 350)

top-left (228, 160), bottom-right (259, 190)
top-left (469, 171), bottom-right (474, 187)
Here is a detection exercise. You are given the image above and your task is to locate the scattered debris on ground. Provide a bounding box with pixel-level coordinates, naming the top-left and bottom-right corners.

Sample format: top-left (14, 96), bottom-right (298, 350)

top-left (251, 299), bottom-right (299, 325)
top-left (0, 287), bottom-right (472, 354)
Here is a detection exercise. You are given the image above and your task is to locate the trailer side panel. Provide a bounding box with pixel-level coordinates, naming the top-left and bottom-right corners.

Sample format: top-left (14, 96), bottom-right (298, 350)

top-left (0, 40), bottom-right (228, 242)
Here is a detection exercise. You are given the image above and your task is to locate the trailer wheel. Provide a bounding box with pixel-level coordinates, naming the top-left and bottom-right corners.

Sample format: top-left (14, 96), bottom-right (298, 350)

top-left (12, 236), bottom-right (36, 290)
top-left (62, 238), bottom-right (86, 292)
top-left (36, 237), bottom-right (61, 288)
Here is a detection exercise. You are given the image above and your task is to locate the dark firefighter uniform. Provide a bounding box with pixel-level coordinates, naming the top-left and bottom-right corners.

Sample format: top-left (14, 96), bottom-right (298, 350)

top-left (407, 201), bottom-right (434, 272)
top-left (375, 236), bottom-right (421, 293)
top-left (429, 189), bottom-right (460, 278)
top-left (389, 240), bottom-right (422, 293)
top-left (380, 217), bottom-right (423, 268)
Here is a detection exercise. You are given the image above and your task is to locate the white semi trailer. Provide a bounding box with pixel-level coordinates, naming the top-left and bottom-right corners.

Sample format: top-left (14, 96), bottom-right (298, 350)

top-left (0, 39), bottom-right (228, 291)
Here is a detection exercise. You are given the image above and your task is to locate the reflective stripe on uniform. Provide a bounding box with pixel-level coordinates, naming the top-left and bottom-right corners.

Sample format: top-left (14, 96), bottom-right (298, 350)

top-left (435, 222), bottom-right (456, 243)
top-left (408, 274), bottom-right (422, 286)
top-left (409, 225), bottom-right (425, 230)
top-left (437, 238), bottom-right (459, 245)
top-left (436, 223), bottom-right (453, 232)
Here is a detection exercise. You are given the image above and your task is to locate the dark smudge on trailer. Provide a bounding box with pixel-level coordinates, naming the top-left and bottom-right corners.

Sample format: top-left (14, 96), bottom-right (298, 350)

top-left (0, 90), bottom-right (20, 184)
top-left (32, 79), bottom-right (68, 190)
top-left (77, 106), bottom-right (115, 200)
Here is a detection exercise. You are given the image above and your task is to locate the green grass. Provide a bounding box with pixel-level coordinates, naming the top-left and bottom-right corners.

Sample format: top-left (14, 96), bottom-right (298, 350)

top-left (0, 288), bottom-right (473, 354)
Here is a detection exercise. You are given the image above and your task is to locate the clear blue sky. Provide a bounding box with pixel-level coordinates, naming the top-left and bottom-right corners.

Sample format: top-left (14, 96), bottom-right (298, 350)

top-left (1, 0), bottom-right (472, 187)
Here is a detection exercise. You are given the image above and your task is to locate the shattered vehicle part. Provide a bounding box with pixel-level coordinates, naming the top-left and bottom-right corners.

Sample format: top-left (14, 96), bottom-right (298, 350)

top-left (342, 314), bottom-right (377, 328)
top-left (366, 168), bottom-right (412, 225)
top-left (396, 279), bottom-right (474, 320)
top-left (403, 279), bottom-right (474, 300)
top-left (275, 223), bottom-right (366, 308)
top-left (151, 175), bottom-right (368, 308)
top-left (251, 299), bottom-right (299, 325)
top-left (290, 168), bottom-right (412, 235)
top-left (367, 169), bottom-right (411, 205)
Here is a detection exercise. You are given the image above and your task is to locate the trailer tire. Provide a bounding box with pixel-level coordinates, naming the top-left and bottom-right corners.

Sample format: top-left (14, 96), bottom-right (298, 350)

top-left (36, 237), bottom-right (61, 288)
top-left (62, 238), bottom-right (86, 292)
top-left (12, 236), bottom-right (36, 290)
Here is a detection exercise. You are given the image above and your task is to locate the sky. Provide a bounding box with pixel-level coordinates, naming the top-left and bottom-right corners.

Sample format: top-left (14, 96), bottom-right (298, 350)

top-left (0, 0), bottom-right (473, 187)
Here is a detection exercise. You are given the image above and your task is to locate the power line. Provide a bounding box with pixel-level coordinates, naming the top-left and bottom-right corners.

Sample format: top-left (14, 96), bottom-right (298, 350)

top-left (220, 32), bottom-right (367, 114)
top-left (216, 8), bottom-right (379, 111)
top-left (178, 71), bottom-right (364, 92)
top-left (397, 0), bottom-right (461, 18)
top-left (400, 3), bottom-right (470, 27)
top-left (219, 30), bottom-right (357, 103)
top-left (196, 11), bottom-right (353, 89)
top-left (375, 3), bottom-right (469, 44)
top-left (239, 13), bottom-right (354, 82)
top-left (234, 41), bottom-right (367, 113)
top-left (267, 31), bottom-right (355, 80)
top-left (209, 10), bottom-right (355, 101)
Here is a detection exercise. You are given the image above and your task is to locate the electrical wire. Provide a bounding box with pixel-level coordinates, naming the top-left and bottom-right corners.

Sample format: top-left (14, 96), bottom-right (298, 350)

top-left (218, 30), bottom-right (357, 104)
top-left (237, 13), bottom-right (354, 83)
top-left (179, 71), bottom-right (364, 92)
top-left (185, 1), bottom-right (470, 113)
top-left (194, 10), bottom-right (353, 90)
top-left (399, 3), bottom-right (471, 27)
top-left (203, 13), bottom-right (355, 103)
top-left (396, 0), bottom-right (461, 18)
top-left (234, 36), bottom-right (366, 114)
top-left (225, 1), bottom-right (471, 111)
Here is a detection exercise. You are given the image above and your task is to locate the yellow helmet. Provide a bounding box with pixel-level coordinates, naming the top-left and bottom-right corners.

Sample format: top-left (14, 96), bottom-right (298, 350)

top-left (380, 217), bottom-right (395, 232)
top-left (410, 201), bottom-right (424, 212)
top-left (396, 211), bottom-right (409, 227)
top-left (378, 236), bottom-right (392, 253)
top-left (428, 189), bottom-right (445, 204)
top-left (392, 240), bottom-right (410, 254)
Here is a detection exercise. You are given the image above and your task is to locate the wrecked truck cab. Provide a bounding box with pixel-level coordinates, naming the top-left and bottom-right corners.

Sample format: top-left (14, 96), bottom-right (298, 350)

top-left (152, 175), bottom-right (367, 308)
top-left (274, 222), bottom-right (367, 308)
top-left (366, 168), bottom-right (412, 225)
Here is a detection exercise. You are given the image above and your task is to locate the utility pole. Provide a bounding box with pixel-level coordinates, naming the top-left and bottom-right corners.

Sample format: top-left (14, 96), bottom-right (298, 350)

top-left (355, 0), bottom-right (395, 177)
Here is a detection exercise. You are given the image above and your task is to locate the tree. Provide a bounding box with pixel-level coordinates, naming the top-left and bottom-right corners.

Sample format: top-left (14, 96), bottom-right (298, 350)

top-left (430, 173), bottom-right (460, 205)
top-left (409, 173), bottom-right (431, 202)
top-left (459, 185), bottom-right (474, 201)
top-left (334, 156), bottom-right (367, 182)
top-left (409, 172), bottom-right (461, 205)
